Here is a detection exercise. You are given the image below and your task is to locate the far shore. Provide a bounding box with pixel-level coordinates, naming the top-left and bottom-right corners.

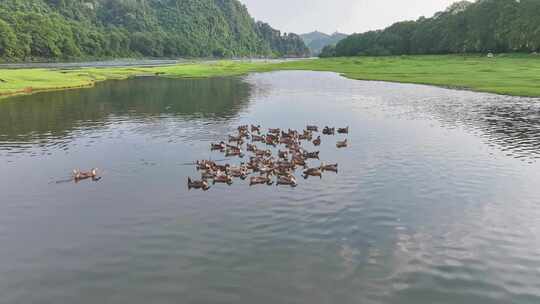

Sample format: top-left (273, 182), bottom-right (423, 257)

top-left (1, 55), bottom-right (539, 99)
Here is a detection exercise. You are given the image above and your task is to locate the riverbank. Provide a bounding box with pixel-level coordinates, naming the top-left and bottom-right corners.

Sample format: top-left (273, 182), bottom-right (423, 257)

top-left (1, 55), bottom-right (540, 98)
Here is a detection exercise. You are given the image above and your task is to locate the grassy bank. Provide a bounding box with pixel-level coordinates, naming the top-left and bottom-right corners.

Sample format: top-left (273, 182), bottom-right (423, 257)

top-left (2, 55), bottom-right (540, 99)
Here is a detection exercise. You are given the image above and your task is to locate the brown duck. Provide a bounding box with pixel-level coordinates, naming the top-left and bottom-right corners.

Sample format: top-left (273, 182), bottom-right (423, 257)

top-left (73, 168), bottom-right (99, 181)
top-left (306, 125), bottom-right (318, 132)
top-left (213, 173), bottom-right (233, 185)
top-left (249, 175), bottom-right (273, 186)
top-left (320, 163), bottom-right (338, 173)
top-left (338, 126), bottom-right (349, 134)
top-left (323, 126), bottom-right (335, 135)
top-left (313, 136), bottom-right (321, 146)
top-left (302, 168), bottom-right (322, 179)
top-left (251, 124), bottom-right (261, 133)
top-left (276, 175), bottom-right (298, 187)
top-left (336, 139), bottom-right (348, 148)
top-left (188, 177), bottom-right (210, 191)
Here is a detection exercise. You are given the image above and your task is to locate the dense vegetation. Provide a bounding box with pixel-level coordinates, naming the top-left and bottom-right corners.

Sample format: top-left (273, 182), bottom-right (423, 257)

top-left (300, 31), bottom-right (347, 56)
top-left (0, 0), bottom-right (309, 61)
top-left (328, 0), bottom-right (540, 57)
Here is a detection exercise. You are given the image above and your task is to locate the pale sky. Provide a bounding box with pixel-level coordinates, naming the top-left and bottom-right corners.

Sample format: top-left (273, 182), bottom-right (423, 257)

top-left (240, 0), bottom-right (457, 34)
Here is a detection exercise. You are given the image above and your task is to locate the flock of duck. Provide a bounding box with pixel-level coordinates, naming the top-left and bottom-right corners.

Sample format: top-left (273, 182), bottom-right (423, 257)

top-left (187, 124), bottom-right (349, 191)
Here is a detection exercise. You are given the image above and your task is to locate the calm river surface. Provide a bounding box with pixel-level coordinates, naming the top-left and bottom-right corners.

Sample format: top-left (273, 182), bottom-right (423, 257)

top-left (1, 71), bottom-right (540, 304)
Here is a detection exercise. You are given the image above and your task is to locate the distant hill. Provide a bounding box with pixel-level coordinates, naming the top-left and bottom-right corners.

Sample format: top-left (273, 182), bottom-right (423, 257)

top-left (300, 31), bottom-right (348, 55)
top-left (0, 0), bottom-right (309, 61)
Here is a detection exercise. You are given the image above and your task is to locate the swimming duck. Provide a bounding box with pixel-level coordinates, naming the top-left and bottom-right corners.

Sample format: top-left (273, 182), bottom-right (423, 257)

top-left (213, 164), bottom-right (230, 172)
top-left (73, 168), bottom-right (99, 181)
top-left (196, 160), bottom-right (215, 171)
top-left (227, 164), bottom-right (249, 179)
top-left (320, 163), bottom-right (338, 173)
top-left (302, 168), bottom-right (322, 179)
top-left (237, 125), bottom-right (249, 132)
top-left (247, 143), bottom-right (257, 152)
top-left (275, 166), bottom-right (294, 177)
top-left (278, 150), bottom-right (289, 159)
top-left (276, 175), bottom-right (298, 187)
top-left (323, 126), bottom-right (335, 135)
top-left (251, 134), bottom-right (264, 142)
top-left (238, 127), bottom-right (250, 138)
top-left (303, 151), bottom-right (320, 160)
top-left (258, 165), bottom-right (275, 176)
top-left (279, 136), bottom-right (294, 145)
top-left (188, 177), bottom-right (210, 191)
top-left (336, 139), bottom-right (348, 148)
top-left (249, 175), bottom-right (273, 186)
top-left (213, 173), bottom-right (233, 185)
top-left (225, 148), bottom-right (244, 158)
top-left (255, 148), bottom-right (272, 158)
top-left (251, 124), bottom-right (261, 133)
top-left (276, 160), bottom-right (295, 170)
top-left (228, 135), bottom-right (244, 144)
top-left (313, 136), bottom-right (321, 146)
top-left (268, 128), bottom-right (281, 135)
top-left (201, 169), bottom-right (217, 180)
top-left (299, 132), bottom-right (312, 141)
top-left (338, 126), bottom-right (349, 134)
top-left (292, 156), bottom-right (307, 168)
top-left (307, 125), bottom-right (318, 132)
top-left (211, 141), bottom-right (226, 151)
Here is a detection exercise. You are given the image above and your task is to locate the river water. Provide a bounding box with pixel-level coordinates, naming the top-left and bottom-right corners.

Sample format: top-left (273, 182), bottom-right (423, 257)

top-left (1, 71), bottom-right (539, 303)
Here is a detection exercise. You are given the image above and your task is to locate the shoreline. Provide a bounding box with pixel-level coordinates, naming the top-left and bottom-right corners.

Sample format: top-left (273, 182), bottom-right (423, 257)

top-left (1, 55), bottom-right (540, 99)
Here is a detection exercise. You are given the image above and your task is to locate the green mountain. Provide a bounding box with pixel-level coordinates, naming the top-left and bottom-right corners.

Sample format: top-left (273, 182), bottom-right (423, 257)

top-left (300, 31), bottom-right (348, 55)
top-left (0, 0), bottom-right (309, 61)
top-left (332, 0), bottom-right (540, 57)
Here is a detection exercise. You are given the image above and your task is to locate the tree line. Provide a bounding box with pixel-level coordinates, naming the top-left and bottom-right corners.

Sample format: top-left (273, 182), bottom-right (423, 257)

top-left (321, 0), bottom-right (540, 57)
top-left (0, 0), bottom-right (309, 61)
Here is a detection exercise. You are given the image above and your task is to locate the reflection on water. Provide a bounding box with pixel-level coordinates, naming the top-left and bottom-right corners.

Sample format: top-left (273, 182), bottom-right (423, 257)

top-left (0, 77), bottom-right (251, 154)
top-left (1, 71), bottom-right (540, 304)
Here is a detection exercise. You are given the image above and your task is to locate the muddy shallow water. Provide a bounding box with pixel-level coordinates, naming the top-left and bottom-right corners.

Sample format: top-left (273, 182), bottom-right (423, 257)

top-left (1, 71), bottom-right (540, 304)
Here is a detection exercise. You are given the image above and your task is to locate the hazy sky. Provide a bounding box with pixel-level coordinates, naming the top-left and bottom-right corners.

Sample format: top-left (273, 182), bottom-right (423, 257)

top-left (240, 0), bottom-right (457, 34)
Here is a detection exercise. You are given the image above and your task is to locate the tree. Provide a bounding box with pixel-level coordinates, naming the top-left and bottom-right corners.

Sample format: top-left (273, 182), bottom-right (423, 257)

top-left (0, 18), bottom-right (17, 58)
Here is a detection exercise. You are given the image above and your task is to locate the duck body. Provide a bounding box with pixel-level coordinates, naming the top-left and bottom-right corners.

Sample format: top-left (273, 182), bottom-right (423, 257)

top-left (251, 134), bottom-right (264, 142)
top-left (73, 168), bottom-right (98, 181)
top-left (338, 126), bottom-right (349, 134)
top-left (211, 141), bottom-right (226, 150)
top-left (303, 151), bottom-right (320, 160)
top-left (188, 177), bottom-right (210, 191)
top-left (336, 139), bottom-right (348, 148)
top-left (227, 166), bottom-right (249, 180)
top-left (228, 135), bottom-right (244, 144)
top-left (313, 136), bottom-right (321, 146)
top-left (251, 124), bottom-right (261, 133)
top-left (306, 125), bottom-right (318, 132)
top-left (320, 163), bottom-right (338, 173)
top-left (323, 126), bottom-right (335, 135)
top-left (302, 168), bottom-right (322, 179)
top-left (225, 148), bottom-right (244, 158)
top-left (268, 128), bottom-right (281, 135)
top-left (249, 175), bottom-right (273, 186)
top-left (278, 150), bottom-right (289, 159)
top-left (213, 173), bottom-right (233, 185)
top-left (277, 175), bottom-right (297, 187)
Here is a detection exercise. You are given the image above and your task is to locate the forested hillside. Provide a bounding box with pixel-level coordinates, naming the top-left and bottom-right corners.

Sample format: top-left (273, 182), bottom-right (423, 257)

top-left (327, 0), bottom-right (540, 57)
top-left (301, 31), bottom-right (347, 55)
top-left (0, 0), bottom-right (309, 61)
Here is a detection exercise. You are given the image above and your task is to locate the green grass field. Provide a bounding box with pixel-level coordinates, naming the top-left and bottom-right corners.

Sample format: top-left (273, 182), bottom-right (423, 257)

top-left (1, 55), bottom-right (540, 99)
